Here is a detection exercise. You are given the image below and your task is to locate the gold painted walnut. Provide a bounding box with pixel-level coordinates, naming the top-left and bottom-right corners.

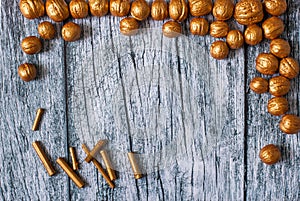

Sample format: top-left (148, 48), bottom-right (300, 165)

top-left (162, 21), bottom-right (182, 38)
top-left (21, 36), bottom-right (42, 55)
top-left (19, 0), bottom-right (45, 19)
top-left (249, 77), bottom-right (268, 94)
top-left (267, 97), bottom-right (288, 116)
top-left (255, 53), bottom-right (279, 75)
top-left (270, 39), bottom-right (291, 59)
top-left (210, 41), bottom-right (229, 60)
top-left (46, 0), bottom-right (69, 22)
top-left (259, 144), bottom-right (281, 165)
top-left (279, 114), bottom-right (300, 134)
top-left (262, 17), bottom-right (284, 40)
top-left (151, 0), bottom-right (168, 21)
top-left (234, 0), bottom-right (264, 25)
top-left (210, 21), bottom-right (229, 38)
top-left (279, 57), bottom-right (300, 79)
top-left (62, 22), bottom-right (81, 42)
top-left (38, 21), bottom-right (56, 40)
top-left (89, 0), bottom-right (109, 17)
top-left (226, 30), bottom-right (244, 49)
top-left (189, 18), bottom-right (209, 36)
top-left (69, 0), bottom-right (89, 19)
top-left (212, 0), bottom-right (234, 21)
top-left (189, 0), bottom-right (212, 17)
top-left (131, 0), bottom-right (151, 21)
top-left (120, 17), bottom-right (139, 36)
top-left (18, 63), bottom-right (37, 82)
top-left (264, 0), bottom-right (287, 16)
top-left (169, 0), bottom-right (188, 22)
top-left (269, 76), bottom-right (290, 97)
top-left (244, 24), bottom-right (263, 46)
top-left (110, 0), bottom-right (131, 17)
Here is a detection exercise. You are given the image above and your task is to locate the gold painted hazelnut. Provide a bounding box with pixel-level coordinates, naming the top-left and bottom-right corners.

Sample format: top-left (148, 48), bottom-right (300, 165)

top-left (264, 0), bottom-right (287, 16)
top-left (255, 53), bottom-right (279, 75)
top-left (210, 41), bottom-right (229, 60)
top-left (169, 0), bottom-right (188, 22)
top-left (234, 0), bottom-right (264, 26)
top-left (38, 21), bottom-right (56, 40)
top-left (249, 77), bottom-right (269, 94)
top-left (62, 22), bottom-right (81, 42)
top-left (267, 97), bottom-right (288, 116)
top-left (89, 0), bottom-right (109, 16)
top-left (18, 63), bottom-right (37, 82)
top-left (120, 17), bottom-right (139, 36)
top-left (212, 0), bottom-right (234, 21)
top-left (69, 0), bottom-right (89, 19)
top-left (259, 144), bottom-right (281, 165)
top-left (21, 36), bottom-right (42, 55)
top-left (270, 39), bottom-right (291, 59)
top-left (262, 17), bottom-right (284, 40)
top-left (226, 30), bottom-right (244, 49)
top-left (19, 0), bottom-right (45, 19)
top-left (244, 24), bottom-right (263, 46)
top-left (188, 0), bottom-right (212, 17)
top-left (131, 0), bottom-right (151, 21)
top-left (210, 21), bottom-right (229, 38)
top-left (279, 57), bottom-right (300, 79)
top-left (46, 0), bottom-right (69, 22)
top-left (189, 18), bottom-right (209, 36)
top-left (269, 76), bottom-right (290, 97)
top-left (110, 0), bottom-right (131, 17)
top-left (279, 114), bottom-right (300, 134)
top-left (162, 21), bottom-right (182, 38)
top-left (151, 0), bottom-right (168, 21)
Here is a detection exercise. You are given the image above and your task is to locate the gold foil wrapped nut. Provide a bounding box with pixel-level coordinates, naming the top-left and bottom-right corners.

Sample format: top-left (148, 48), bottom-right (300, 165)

top-left (189, 0), bottom-right (212, 17)
top-left (267, 97), bottom-right (288, 116)
top-left (151, 0), bottom-right (168, 21)
top-left (189, 18), bottom-right (209, 36)
top-left (255, 53), bottom-right (279, 75)
top-left (89, 0), bottom-right (109, 17)
top-left (18, 63), bottom-right (37, 82)
top-left (262, 17), bottom-right (284, 40)
top-left (210, 21), bottom-right (229, 38)
top-left (120, 17), bottom-right (139, 36)
top-left (212, 0), bottom-right (234, 21)
top-left (19, 0), bottom-right (45, 19)
top-left (279, 114), bottom-right (300, 134)
top-left (169, 0), bottom-right (188, 22)
top-left (259, 144), bottom-right (281, 165)
top-left (21, 36), bottom-right (42, 55)
top-left (162, 21), bottom-right (182, 38)
top-left (279, 57), bottom-right (300, 79)
top-left (110, 0), bottom-right (131, 17)
top-left (270, 39), bottom-right (291, 59)
top-left (269, 76), bottom-right (290, 97)
top-left (249, 77), bottom-right (268, 94)
top-left (38, 21), bottom-right (56, 40)
top-left (131, 0), bottom-right (151, 21)
top-left (46, 0), bottom-right (69, 22)
top-left (244, 24), bottom-right (263, 46)
top-left (264, 0), bottom-right (287, 16)
top-left (210, 41), bottom-right (229, 60)
top-left (226, 30), bottom-right (244, 49)
top-left (69, 0), bottom-right (89, 19)
top-left (234, 0), bottom-right (264, 26)
top-left (62, 22), bottom-right (81, 42)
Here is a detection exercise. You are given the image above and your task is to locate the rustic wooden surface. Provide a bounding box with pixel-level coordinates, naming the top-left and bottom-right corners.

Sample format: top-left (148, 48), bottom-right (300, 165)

top-left (0, 0), bottom-right (299, 200)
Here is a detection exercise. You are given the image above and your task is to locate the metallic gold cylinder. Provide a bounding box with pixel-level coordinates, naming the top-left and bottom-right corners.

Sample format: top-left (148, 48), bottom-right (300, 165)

top-left (85, 140), bottom-right (107, 163)
top-left (82, 144), bottom-right (115, 188)
top-left (32, 108), bottom-right (45, 131)
top-left (127, 152), bottom-right (143, 179)
top-left (56, 157), bottom-right (85, 188)
top-left (69, 147), bottom-right (79, 170)
top-left (100, 150), bottom-right (117, 181)
top-left (32, 141), bottom-right (56, 176)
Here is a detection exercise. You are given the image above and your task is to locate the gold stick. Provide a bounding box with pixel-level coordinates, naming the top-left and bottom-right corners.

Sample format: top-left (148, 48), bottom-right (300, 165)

top-left (127, 152), bottom-right (143, 179)
top-left (32, 141), bottom-right (56, 176)
top-left (69, 147), bottom-right (79, 170)
top-left (100, 150), bottom-right (117, 181)
top-left (84, 140), bottom-right (107, 163)
top-left (82, 144), bottom-right (115, 189)
top-left (32, 108), bottom-right (45, 131)
top-left (56, 157), bottom-right (85, 188)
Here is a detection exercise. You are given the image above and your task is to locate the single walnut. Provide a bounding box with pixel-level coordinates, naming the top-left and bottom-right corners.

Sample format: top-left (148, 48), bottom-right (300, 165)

top-left (21, 36), bottom-right (42, 55)
top-left (270, 39), bottom-right (291, 59)
top-left (212, 0), bottom-right (234, 21)
top-left (264, 0), bottom-right (287, 16)
top-left (249, 77), bottom-right (269, 94)
top-left (210, 21), bottom-right (229, 38)
top-left (46, 0), bottom-right (69, 22)
top-left (262, 17), bottom-right (284, 40)
top-left (169, 0), bottom-right (188, 22)
top-left (256, 53), bottom-right (279, 75)
top-left (62, 22), bottom-right (81, 42)
top-left (131, 0), bottom-right (151, 21)
top-left (69, 0), bottom-right (89, 19)
top-left (210, 41), bottom-right (229, 60)
top-left (38, 21), bottom-right (56, 40)
top-left (279, 57), bottom-right (300, 79)
top-left (234, 0), bottom-right (264, 25)
top-left (89, 0), bottom-right (109, 17)
top-left (244, 24), bottom-right (263, 46)
top-left (19, 0), bottom-right (45, 19)
top-left (119, 17), bottom-right (139, 36)
top-left (189, 18), bottom-right (209, 36)
top-left (162, 21), bottom-right (182, 38)
top-left (151, 0), bottom-right (168, 21)
top-left (259, 144), bottom-right (281, 165)
top-left (18, 63), bottom-right (37, 82)
top-left (226, 30), bottom-right (244, 49)
top-left (269, 76), bottom-right (290, 97)
top-left (189, 0), bottom-right (212, 17)
top-left (279, 114), bottom-right (300, 134)
top-left (110, 0), bottom-right (130, 17)
top-left (267, 97), bottom-right (288, 116)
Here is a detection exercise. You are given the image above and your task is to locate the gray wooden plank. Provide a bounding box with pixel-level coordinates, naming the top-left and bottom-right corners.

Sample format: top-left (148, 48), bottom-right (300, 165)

top-left (0, 1), bottom-right (68, 200)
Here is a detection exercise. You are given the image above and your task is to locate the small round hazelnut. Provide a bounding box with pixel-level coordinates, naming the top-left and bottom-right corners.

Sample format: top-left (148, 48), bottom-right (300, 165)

top-left (19, 0), bottom-right (45, 19)
top-left (212, 0), bottom-right (234, 21)
top-left (210, 41), bottom-right (229, 60)
top-left (269, 76), bottom-right (290, 97)
top-left (226, 30), bottom-right (244, 49)
top-left (46, 0), bottom-right (69, 22)
top-left (279, 114), bottom-right (300, 134)
top-left (162, 21), bottom-right (182, 38)
top-left (110, 0), bottom-right (131, 17)
top-left (264, 0), bottom-right (287, 16)
top-left (169, 0), bottom-right (188, 22)
top-left (189, 18), bottom-right (209, 36)
top-left (18, 63), bottom-right (37, 82)
top-left (210, 21), bottom-right (229, 38)
top-left (262, 17), bottom-right (284, 40)
top-left (120, 17), bottom-right (139, 36)
top-left (62, 22), bottom-right (81, 42)
top-left (131, 0), bottom-right (151, 21)
top-left (267, 97), bottom-right (288, 116)
top-left (21, 36), bottom-right (42, 55)
top-left (270, 39), bottom-right (291, 59)
top-left (38, 21), bottom-right (56, 40)
top-left (151, 0), bottom-right (168, 21)
top-left (234, 0), bottom-right (264, 25)
top-left (244, 24), bottom-right (263, 46)
top-left (69, 0), bottom-right (89, 19)
top-left (259, 144), bottom-right (281, 165)
top-left (189, 0), bottom-right (213, 17)
top-left (279, 57), bottom-right (300, 79)
top-left (89, 0), bottom-right (109, 16)
top-left (255, 53), bottom-right (279, 75)
top-left (249, 77), bottom-right (269, 94)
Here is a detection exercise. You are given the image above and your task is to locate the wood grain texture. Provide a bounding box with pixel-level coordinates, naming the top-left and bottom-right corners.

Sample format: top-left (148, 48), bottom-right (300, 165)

top-left (0, 0), bottom-right (299, 200)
